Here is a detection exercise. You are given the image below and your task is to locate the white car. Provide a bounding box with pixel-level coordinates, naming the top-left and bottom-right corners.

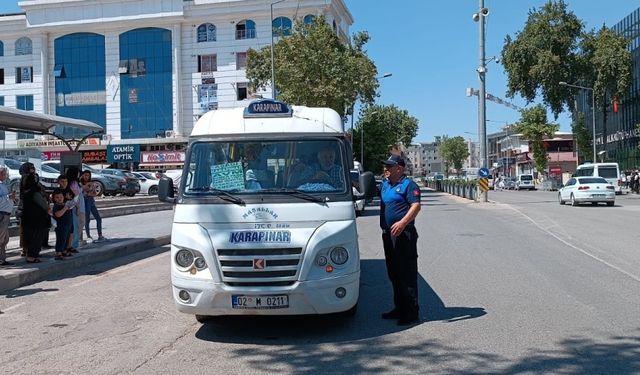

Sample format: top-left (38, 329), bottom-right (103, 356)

top-left (558, 177), bottom-right (615, 206)
top-left (132, 172), bottom-right (160, 195)
top-left (515, 174), bottom-right (535, 190)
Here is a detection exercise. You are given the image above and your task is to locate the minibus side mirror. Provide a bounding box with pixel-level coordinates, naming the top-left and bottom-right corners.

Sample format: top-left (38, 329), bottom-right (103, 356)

top-left (360, 172), bottom-right (376, 199)
top-left (158, 177), bottom-right (176, 204)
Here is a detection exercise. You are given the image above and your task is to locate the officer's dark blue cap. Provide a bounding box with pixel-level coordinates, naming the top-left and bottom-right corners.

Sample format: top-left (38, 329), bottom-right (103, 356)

top-left (381, 154), bottom-right (405, 167)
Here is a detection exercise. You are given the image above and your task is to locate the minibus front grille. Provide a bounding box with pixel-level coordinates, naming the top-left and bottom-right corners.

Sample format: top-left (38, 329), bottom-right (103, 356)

top-left (216, 247), bottom-right (303, 286)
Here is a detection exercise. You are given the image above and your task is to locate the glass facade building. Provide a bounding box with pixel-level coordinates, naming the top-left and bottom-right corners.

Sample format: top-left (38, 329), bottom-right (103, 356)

top-left (577, 8), bottom-right (640, 170)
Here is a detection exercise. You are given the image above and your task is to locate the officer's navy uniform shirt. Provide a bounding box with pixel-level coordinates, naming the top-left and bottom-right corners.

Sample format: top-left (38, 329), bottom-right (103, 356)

top-left (379, 175), bottom-right (421, 230)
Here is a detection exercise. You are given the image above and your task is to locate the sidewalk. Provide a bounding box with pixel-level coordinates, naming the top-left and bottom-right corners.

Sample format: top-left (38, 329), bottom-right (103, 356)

top-left (0, 210), bottom-right (174, 292)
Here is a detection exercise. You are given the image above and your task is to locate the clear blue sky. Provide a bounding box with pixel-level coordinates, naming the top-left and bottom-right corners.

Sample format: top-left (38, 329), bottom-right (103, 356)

top-left (347, 0), bottom-right (639, 143)
top-left (1, 1), bottom-right (637, 143)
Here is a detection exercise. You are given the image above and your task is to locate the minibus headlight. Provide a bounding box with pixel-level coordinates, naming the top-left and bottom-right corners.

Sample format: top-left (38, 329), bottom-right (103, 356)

top-left (175, 249), bottom-right (195, 268)
top-left (330, 247), bottom-right (349, 265)
top-left (194, 257), bottom-right (207, 270)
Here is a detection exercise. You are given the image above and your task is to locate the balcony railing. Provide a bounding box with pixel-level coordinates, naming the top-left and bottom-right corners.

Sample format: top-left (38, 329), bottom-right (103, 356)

top-left (236, 29), bottom-right (256, 40)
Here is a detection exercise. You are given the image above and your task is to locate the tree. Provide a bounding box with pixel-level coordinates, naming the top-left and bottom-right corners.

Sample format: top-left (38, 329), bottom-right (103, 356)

top-left (353, 104), bottom-right (419, 172)
top-left (512, 105), bottom-right (559, 174)
top-left (245, 15), bottom-right (378, 118)
top-left (501, 0), bottom-right (583, 117)
top-left (571, 112), bottom-right (592, 163)
top-left (579, 26), bottom-right (632, 142)
top-left (438, 136), bottom-right (470, 176)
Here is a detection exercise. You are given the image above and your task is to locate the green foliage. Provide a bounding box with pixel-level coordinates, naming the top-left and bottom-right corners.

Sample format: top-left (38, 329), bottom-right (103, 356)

top-left (571, 112), bottom-right (593, 163)
top-left (245, 15), bottom-right (378, 117)
top-left (353, 104), bottom-right (419, 172)
top-left (512, 105), bottom-right (559, 173)
top-left (438, 136), bottom-right (470, 175)
top-left (580, 26), bottom-right (632, 107)
top-left (501, 0), bottom-right (583, 117)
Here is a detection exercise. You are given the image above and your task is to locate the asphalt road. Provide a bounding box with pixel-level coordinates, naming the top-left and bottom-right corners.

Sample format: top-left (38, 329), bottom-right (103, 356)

top-left (1, 190), bottom-right (639, 374)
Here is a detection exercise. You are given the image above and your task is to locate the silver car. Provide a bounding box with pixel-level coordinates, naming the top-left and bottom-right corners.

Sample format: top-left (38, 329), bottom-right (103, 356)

top-left (558, 177), bottom-right (615, 206)
top-left (132, 172), bottom-right (160, 195)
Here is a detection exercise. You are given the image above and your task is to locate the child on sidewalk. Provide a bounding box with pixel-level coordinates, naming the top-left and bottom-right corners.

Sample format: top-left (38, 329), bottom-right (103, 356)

top-left (51, 189), bottom-right (75, 260)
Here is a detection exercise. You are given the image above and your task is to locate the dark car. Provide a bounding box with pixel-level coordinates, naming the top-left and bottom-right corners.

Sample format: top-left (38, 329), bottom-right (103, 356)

top-left (42, 162), bottom-right (130, 196)
top-left (100, 169), bottom-right (141, 196)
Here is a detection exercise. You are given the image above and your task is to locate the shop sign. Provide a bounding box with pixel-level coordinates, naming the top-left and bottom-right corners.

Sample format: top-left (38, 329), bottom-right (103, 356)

top-left (41, 151), bottom-right (63, 161)
top-left (56, 91), bottom-right (106, 107)
top-left (128, 88), bottom-right (138, 103)
top-left (18, 138), bottom-right (101, 148)
top-left (82, 150), bottom-right (107, 163)
top-left (141, 151), bottom-right (185, 164)
top-left (107, 144), bottom-right (140, 163)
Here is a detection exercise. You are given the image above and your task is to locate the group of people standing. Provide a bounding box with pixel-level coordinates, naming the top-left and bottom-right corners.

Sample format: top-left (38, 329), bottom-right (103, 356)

top-left (0, 163), bottom-right (104, 266)
top-left (622, 170), bottom-right (640, 194)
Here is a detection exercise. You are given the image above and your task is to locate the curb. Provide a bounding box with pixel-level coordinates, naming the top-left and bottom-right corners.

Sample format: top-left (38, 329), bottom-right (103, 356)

top-left (0, 234), bottom-right (171, 293)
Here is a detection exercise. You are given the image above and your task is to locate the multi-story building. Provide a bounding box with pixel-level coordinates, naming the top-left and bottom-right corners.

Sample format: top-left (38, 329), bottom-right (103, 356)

top-left (0, 0), bottom-right (352, 169)
top-left (573, 7), bottom-right (640, 170)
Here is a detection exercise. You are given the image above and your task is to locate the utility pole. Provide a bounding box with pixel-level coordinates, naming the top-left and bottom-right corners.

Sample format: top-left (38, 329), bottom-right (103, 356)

top-left (475, 0), bottom-right (489, 202)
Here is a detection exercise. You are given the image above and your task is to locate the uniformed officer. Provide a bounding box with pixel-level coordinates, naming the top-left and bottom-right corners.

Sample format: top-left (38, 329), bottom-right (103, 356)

top-left (379, 154), bottom-right (421, 325)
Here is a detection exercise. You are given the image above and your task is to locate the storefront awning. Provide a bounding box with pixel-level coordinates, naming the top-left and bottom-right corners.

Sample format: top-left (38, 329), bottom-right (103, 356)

top-left (0, 106), bottom-right (103, 135)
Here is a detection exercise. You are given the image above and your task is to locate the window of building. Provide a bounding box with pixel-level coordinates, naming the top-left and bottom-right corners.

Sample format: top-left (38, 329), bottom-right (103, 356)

top-left (236, 82), bottom-right (248, 100)
top-left (197, 23), bottom-right (216, 42)
top-left (15, 37), bottom-right (32, 55)
top-left (0, 96), bottom-right (4, 106)
top-left (53, 64), bottom-right (66, 78)
top-left (236, 20), bottom-right (256, 40)
top-left (236, 52), bottom-right (247, 69)
top-left (303, 15), bottom-right (315, 25)
top-left (198, 54), bottom-right (217, 72)
top-left (272, 17), bottom-right (292, 37)
top-left (16, 95), bottom-right (34, 139)
top-left (15, 67), bottom-right (33, 83)
top-left (0, 69), bottom-right (3, 85)
top-left (0, 40), bottom-right (3, 56)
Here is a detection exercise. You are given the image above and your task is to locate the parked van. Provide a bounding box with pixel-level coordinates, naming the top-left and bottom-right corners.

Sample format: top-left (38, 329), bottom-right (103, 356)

top-left (575, 163), bottom-right (622, 194)
top-left (515, 174), bottom-right (535, 190)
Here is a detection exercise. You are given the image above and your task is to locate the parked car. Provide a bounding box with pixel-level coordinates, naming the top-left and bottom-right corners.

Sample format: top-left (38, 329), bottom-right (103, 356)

top-left (350, 170), bottom-right (365, 216)
top-left (504, 176), bottom-right (517, 190)
top-left (38, 163), bottom-right (63, 192)
top-left (2, 159), bottom-right (23, 193)
top-left (515, 174), bottom-right (535, 190)
top-left (42, 161), bottom-right (129, 196)
top-left (558, 177), bottom-right (615, 206)
top-left (132, 171), bottom-right (159, 195)
top-left (100, 169), bottom-right (141, 196)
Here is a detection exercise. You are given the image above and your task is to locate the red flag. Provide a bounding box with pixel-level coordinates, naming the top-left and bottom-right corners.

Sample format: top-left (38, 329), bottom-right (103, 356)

top-left (613, 97), bottom-right (619, 113)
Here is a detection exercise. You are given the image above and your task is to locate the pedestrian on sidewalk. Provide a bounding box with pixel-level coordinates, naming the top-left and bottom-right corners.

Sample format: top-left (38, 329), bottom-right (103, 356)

top-left (66, 166), bottom-right (85, 251)
top-left (80, 170), bottom-right (104, 242)
top-left (0, 166), bottom-right (17, 266)
top-left (51, 189), bottom-right (75, 260)
top-left (379, 154), bottom-right (422, 326)
top-left (21, 173), bottom-right (50, 263)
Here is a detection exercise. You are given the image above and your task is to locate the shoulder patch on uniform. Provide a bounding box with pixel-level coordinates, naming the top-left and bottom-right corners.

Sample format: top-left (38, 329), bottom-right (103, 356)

top-left (413, 188), bottom-right (420, 197)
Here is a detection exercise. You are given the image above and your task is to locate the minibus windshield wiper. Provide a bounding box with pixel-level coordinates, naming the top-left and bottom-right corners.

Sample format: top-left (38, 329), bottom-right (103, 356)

top-left (262, 188), bottom-right (328, 204)
top-left (188, 186), bottom-right (245, 205)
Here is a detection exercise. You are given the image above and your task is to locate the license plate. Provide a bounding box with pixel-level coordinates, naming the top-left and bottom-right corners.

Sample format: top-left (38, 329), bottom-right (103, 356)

top-left (592, 194), bottom-right (605, 197)
top-left (232, 295), bottom-right (289, 309)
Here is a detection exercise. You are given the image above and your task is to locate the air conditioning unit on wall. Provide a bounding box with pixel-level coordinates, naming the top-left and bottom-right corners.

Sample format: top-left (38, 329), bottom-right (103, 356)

top-left (102, 134), bottom-right (112, 141)
top-left (165, 130), bottom-right (176, 138)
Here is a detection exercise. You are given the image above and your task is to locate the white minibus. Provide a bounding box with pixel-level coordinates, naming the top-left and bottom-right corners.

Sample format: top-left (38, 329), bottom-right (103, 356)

top-left (575, 163), bottom-right (622, 194)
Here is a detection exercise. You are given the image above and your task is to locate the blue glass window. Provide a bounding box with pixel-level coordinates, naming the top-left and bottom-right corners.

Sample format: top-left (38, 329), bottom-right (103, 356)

top-left (0, 40), bottom-right (3, 56)
top-left (16, 95), bottom-right (34, 139)
top-left (15, 37), bottom-right (32, 55)
top-left (54, 33), bottom-right (106, 138)
top-left (272, 17), bottom-right (292, 37)
top-left (236, 20), bottom-right (256, 40)
top-left (197, 23), bottom-right (216, 42)
top-left (0, 96), bottom-right (4, 106)
top-left (303, 14), bottom-right (315, 25)
top-left (119, 28), bottom-right (172, 139)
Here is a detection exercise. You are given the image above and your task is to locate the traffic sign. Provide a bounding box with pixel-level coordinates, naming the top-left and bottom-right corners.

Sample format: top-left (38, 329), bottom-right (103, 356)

top-left (478, 177), bottom-right (489, 192)
top-left (479, 167), bottom-right (490, 178)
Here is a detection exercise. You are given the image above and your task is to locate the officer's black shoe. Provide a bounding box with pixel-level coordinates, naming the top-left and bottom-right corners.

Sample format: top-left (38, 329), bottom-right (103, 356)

top-left (397, 313), bottom-right (419, 326)
top-left (381, 309), bottom-right (402, 320)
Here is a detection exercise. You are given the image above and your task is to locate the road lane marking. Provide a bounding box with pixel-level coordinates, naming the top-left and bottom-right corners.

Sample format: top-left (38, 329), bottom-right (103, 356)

top-left (507, 205), bottom-right (640, 283)
top-left (70, 251), bottom-right (168, 288)
top-left (1, 302), bottom-right (26, 312)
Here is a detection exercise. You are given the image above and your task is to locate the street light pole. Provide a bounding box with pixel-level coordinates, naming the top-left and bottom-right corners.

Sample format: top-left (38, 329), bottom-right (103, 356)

top-left (559, 81), bottom-right (596, 163)
top-left (270, 0), bottom-right (285, 99)
top-left (474, 0), bottom-right (489, 201)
